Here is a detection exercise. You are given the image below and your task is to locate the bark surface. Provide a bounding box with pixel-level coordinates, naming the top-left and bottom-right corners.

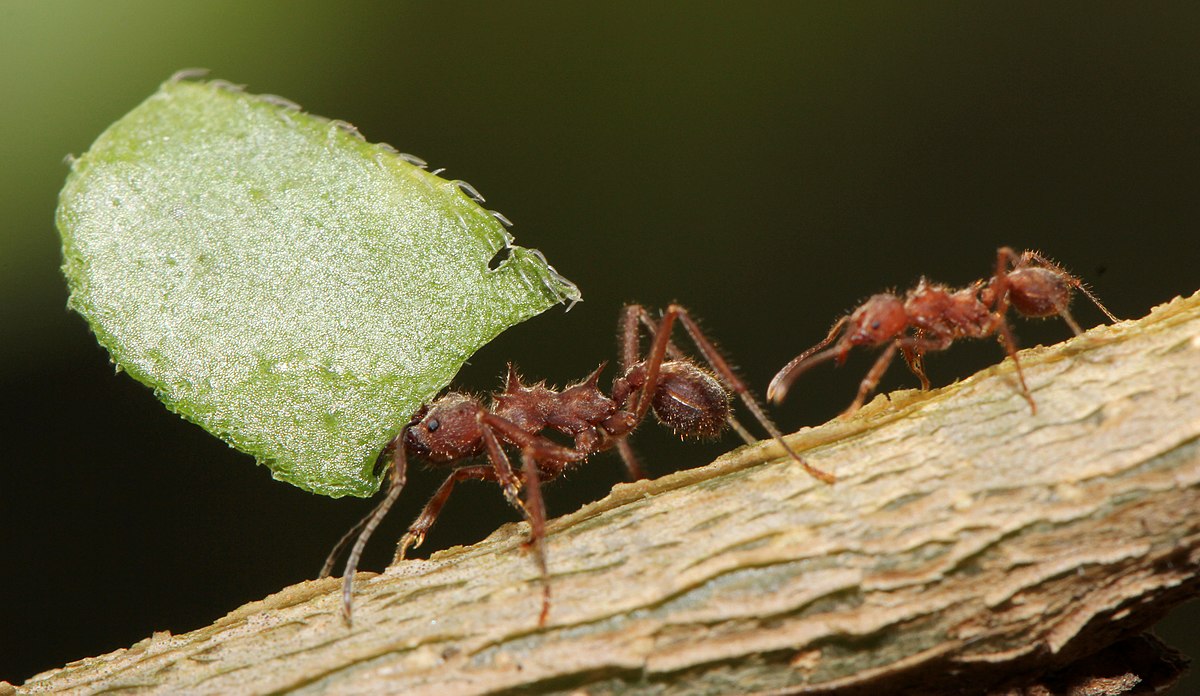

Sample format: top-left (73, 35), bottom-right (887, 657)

top-left (16, 291), bottom-right (1200, 696)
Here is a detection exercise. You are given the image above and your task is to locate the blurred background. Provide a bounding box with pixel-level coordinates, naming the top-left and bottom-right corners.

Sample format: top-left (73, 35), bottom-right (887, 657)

top-left (2, 1), bottom-right (1197, 687)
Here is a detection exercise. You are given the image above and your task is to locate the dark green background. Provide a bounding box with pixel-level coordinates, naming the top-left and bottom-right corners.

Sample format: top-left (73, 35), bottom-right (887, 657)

top-left (3, 2), bottom-right (1197, 688)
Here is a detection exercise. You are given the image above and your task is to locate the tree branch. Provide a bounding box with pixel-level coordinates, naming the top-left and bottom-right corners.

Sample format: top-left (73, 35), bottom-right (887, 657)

top-left (16, 291), bottom-right (1200, 696)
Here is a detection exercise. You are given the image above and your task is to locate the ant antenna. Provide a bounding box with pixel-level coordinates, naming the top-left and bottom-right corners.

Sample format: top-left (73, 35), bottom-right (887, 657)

top-left (336, 428), bottom-right (409, 625)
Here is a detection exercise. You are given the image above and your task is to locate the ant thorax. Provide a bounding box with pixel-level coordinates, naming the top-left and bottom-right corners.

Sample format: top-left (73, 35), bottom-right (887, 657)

top-left (490, 367), bottom-right (560, 434)
top-left (904, 280), bottom-right (992, 340)
top-left (492, 364), bottom-right (629, 451)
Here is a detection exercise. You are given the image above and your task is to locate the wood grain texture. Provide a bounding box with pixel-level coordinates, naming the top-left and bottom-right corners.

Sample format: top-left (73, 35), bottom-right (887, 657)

top-left (17, 291), bottom-right (1200, 696)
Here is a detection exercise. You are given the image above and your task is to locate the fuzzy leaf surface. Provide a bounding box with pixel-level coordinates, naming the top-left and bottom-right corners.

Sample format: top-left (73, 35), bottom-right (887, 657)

top-left (58, 78), bottom-right (578, 497)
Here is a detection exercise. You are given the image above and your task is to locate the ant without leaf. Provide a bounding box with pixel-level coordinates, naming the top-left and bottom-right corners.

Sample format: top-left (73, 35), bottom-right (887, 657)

top-left (767, 247), bottom-right (1118, 416)
top-left (322, 304), bottom-right (835, 625)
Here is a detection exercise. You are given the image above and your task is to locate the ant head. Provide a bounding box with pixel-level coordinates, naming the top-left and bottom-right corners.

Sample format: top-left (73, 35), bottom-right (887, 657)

top-left (847, 294), bottom-right (907, 346)
top-left (650, 361), bottom-right (730, 439)
top-left (404, 393), bottom-right (486, 462)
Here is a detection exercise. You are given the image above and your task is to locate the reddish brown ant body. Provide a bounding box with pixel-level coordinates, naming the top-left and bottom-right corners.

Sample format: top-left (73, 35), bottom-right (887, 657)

top-left (768, 247), bottom-right (1118, 416)
top-left (324, 304), bottom-right (834, 625)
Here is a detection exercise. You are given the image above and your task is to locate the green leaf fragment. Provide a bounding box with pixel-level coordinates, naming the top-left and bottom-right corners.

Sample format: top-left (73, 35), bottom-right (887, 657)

top-left (57, 77), bottom-right (580, 498)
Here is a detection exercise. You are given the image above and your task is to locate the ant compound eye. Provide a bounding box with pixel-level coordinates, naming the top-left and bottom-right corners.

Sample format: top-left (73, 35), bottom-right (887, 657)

top-left (871, 321), bottom-right (881, 330)
top-left (426, 417), bottom-right (440, 432)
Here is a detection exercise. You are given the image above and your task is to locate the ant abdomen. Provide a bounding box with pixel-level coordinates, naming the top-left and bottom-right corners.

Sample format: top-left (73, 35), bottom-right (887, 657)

top-left (1004, 267), bottom-right (1073, 319)
top-left (650, 361), bottom-right (730, 438)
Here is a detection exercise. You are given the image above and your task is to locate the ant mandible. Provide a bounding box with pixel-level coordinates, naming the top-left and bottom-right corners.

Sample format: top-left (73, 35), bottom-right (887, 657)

top-left (322, 303), bottom-right (835, 626)
top-left (767, 247), bottom-right (1118, 417)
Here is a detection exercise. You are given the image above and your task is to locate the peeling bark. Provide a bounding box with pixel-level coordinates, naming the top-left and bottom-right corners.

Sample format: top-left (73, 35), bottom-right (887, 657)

top-left (15, 291), bottom-right (1200, 696)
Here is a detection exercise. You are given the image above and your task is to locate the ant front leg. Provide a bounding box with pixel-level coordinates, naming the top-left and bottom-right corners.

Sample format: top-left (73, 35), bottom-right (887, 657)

top-left (842, 342), bottom-right (901, 417)
top-left (394, 465), bottom-right (497, 562)
top-left (845, 331), bottom-right (966, 417)
top-left (321, 439), bottom-right (403, 580)
top-left (843, 330), bottom-right (960, 417)
top-left (394, 410), bottom-right (554, 562)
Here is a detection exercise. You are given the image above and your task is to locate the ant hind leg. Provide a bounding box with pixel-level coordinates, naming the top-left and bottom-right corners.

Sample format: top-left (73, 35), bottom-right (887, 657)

top-left (614, 438), bottom-right (646, 480)
top-left (994, 318), bottom-right (1036, 414)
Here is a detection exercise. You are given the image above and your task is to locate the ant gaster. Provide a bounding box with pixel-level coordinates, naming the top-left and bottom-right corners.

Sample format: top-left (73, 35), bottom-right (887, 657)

top-left (323, 304), bottom-right (835, 625)
top-left (767, 247), bottom-right (1118, 416)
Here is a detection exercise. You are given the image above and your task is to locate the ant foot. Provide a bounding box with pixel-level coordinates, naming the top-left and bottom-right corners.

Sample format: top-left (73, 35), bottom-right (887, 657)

top-left (394, 532), bottom-right (423, 562)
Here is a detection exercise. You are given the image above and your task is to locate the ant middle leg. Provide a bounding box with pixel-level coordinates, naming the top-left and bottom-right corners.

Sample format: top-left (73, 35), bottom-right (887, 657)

top-left (517, 447), bottom-right (551, 625)
top-left (900, 342), bottom-right (931, 391)
top-left (481, 413), bottom-right (592, 625)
